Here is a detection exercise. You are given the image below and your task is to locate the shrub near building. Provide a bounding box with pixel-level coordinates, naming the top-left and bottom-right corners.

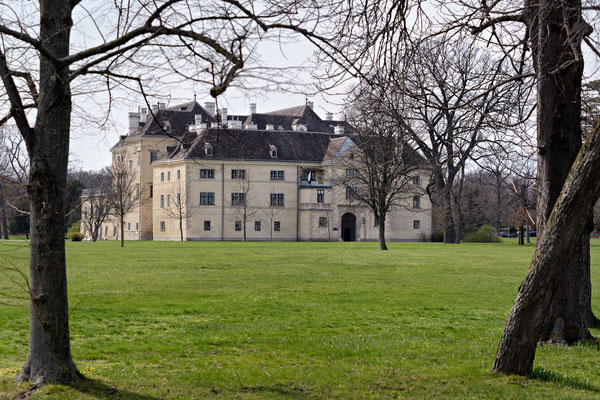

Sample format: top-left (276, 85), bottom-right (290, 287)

top-left (463, 224), bottom-right (502, 243)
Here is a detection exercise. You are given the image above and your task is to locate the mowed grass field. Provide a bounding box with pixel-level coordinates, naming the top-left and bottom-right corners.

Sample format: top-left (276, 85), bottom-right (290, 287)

top-left (1, 239), bottom-right (600, 399)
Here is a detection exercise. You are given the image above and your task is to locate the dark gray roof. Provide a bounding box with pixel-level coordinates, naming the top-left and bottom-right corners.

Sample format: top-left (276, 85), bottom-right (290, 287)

top-left (243, 105), bottom-right (343, 133)
top-left (130, 101), bottom-right (216, 138)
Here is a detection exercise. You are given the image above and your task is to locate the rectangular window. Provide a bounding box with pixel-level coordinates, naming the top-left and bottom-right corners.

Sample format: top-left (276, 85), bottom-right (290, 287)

top-left (150, 151), bottom-right (158, 163)
top-left (346, 186), bottom-right (359, 200)
top-left (200, 192), bottom-right (215, 205)
top-left (136, 184), bottom-right (140, 196)
top-left (204, 221), bottom-right (211, 231)
top-left (413, 196), bottom-right (421, 209)
top-left (105, 226), bottom-right (108, 236)
top-left (413, 220), bottom-right (421, 229)
top-left (113, 226), bottom-right (116, 236)
top-left (235, 221), bottom-right (242, 231)
top-left (136, 223), bottom-right (139, 231)
top-left (319, 217), bottom-right (328, 227)
top-left (160, 172), bottom-right (164, 182)
top-left (270, 170), bottom-right (284, 180)
top-left (167, 171), bottom-right (171, 181)
top-left (177, 169), bottom-right (181, 180)
top-left (149, 184), bottom-right (153, 198)
top-left (255, 221), bottom-right (261, 231)
top-left (274, 221), bottom-right (280, 231)
top-left (167, 193), bottom-right (170, 207)
top-left (346, 169), bottom-right (357, 178)
top-left (176, 192), bottom-right (181, 206)
top-left (270, 193), bottom-right (285, 206)
top-left (232, 193), bottom-right (245, 206)
top-left (128, 222), bottom-right (131, 230)
top-left (413, 176), bottom-right (420, 185)
top-left (317, 189), bottom-right (324, 203)
top-left (160, 195), bottom-right (164, 208)
top-left (137, 154), bottom-right (141, 165)
top-left (231, 169), bottom-right (246, 179)
top-left (160, 221), bottom-right (166, 231)
top-left (200, 169), bottom-right (215, 179)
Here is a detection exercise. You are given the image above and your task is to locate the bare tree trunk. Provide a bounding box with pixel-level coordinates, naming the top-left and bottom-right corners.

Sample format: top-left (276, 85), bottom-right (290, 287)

top-left (378, 218), bottom-right (387, 250)
top-left (0, 185), bottom-right (9, 239)
top-left (179, 215), bottom-right (183, 241)
top-left (442, 187), bottom-right (457, 244)
top-left (518, 226), bottom-right (524, 245)
top-left (17, 0), bottom-right (81, 384)
top-left (120, 215), bottom-right (124, 248)
top-left (493, 113), bottom-right (600, 375)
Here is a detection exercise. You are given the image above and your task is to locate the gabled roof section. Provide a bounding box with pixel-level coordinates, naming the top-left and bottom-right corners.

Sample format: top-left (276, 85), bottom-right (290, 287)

top-left (129, 101), bottom-right (216, 138)
top-left (243, 104), bottom-right (335, 133)
top-left (170, 127), bottom-right (339, 162)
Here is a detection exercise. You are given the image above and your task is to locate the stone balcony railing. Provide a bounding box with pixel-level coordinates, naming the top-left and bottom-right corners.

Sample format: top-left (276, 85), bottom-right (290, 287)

top-left (299, 203), bottom-right (333, 211)
top-left (299, 180), bottom-right (332, 188)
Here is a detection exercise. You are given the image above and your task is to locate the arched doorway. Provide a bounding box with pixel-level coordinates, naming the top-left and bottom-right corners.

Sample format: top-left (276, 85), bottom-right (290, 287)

top-left (341, 213), bottom-right (356, 242)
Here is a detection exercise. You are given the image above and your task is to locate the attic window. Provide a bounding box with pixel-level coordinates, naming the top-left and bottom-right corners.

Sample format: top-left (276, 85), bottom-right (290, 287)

top-left (180, 106), bottom-right (187, 111)
top-left (269, 145), bottom-right (278, 158)
top-left (164, 121), bottom-right (171, 133)
top-left (205, 142), bottom-right (213, 156)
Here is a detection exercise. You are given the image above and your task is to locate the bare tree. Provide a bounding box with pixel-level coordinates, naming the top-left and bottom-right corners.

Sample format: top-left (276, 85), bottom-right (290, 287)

top-left (230, 172), bottom-right (256, 242)
top-left (80, 170), bottom-right (112, 242)
top-left (380, 37), bottom-right (522, 244)
top-left (163, 180), bottom-right (193, 241)
top-left (106, 160), bottom-right (142, 248)
top-left (333, 94), bottom-right (423, 250)
top-left (262, 185), bottom-right (282, 243)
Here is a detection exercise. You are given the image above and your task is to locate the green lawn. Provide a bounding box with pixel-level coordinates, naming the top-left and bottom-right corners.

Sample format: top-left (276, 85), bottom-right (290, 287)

top-left (1, 239), bottom-right (600, 399)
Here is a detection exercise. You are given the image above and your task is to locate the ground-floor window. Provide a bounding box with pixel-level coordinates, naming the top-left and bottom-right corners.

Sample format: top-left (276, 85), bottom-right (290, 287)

top-left (413, 220), bottom-right (420, 229)
top-left (204, 221), bottom-right (211, 231)
top-left (255, 221), bottom-right (261, 231)
top-left (160, 221), bottom-right (166, 231)
top-left (319, 217), bottom-right (328, 227)
top-left (274, 221), bottom-right (280, 231)
top-left (235, 221), bottom-right (242, 231)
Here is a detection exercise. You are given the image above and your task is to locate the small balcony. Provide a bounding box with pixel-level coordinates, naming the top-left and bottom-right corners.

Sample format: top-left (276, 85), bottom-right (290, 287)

top-left (299, 180), bottom-right (331, 188)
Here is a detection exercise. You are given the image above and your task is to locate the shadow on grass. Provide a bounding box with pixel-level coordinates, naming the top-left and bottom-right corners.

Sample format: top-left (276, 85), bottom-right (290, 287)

top-left (530, 367), bottom-right (600, 393)
top-left (71, 379), bottom-right (163, 400)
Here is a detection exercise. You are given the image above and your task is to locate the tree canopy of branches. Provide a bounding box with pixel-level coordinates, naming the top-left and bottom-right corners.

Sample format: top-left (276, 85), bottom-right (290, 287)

top-left (335, 94), bottom-right (423, 250)
top-left (0, 0), bottom-right (412, 386)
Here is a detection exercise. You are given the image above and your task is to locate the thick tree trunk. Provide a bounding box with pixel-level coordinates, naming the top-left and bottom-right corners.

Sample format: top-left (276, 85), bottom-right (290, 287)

top-left (378, 219), bottom-right (387, 250)
top-left (442, 187), bottom-right (457, 244)
top-left (17, 0), bottom-right (81, 384)
top-left (531, 0), bottom-right (594, 344)
top-left (493, 113), bottom-right (600, 375)
top-left (492, 0), bottom-right (595, 375)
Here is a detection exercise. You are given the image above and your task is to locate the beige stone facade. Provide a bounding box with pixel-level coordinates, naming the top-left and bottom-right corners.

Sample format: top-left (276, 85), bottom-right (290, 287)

top-left (82, 101), bottom-right (432, 242)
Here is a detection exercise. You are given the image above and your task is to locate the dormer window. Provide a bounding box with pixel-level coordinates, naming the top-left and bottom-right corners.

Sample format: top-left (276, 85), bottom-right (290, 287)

top-left (164, 121), bottom-right (171, 133)
top-left (205, 142), bottom-right (213, 156)
top-left (269, 144), bottom-right (278, 158)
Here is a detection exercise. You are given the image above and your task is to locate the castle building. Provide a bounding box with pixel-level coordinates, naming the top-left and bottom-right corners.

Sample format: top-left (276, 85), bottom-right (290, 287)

top-left (83, 100), bottom-right (431, 241)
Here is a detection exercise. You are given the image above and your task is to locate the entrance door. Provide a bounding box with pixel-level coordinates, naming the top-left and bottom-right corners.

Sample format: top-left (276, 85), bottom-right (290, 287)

top-left (341, 213), bottom-right (356, 241)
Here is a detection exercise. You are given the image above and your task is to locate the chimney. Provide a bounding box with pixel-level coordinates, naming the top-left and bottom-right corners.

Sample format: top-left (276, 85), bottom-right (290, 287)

top-left (266, 124), bottom-right (274, 131)
top-left (204, 102), bottom-right (216, 117)
top-left (194, 114), bottom-right (203, 126)
top-left (152, 104), bottom-right (159, 113)
top-left (139, 107), bottom-right (148, 123)
top-left (128, 111), bottom-right (141, 135)
top-left (220, 108), bottom-right (228, 124)
top-left (306, 101), bottom-right (314, 110)
top-left (325, 112), bottom-right (333, 121)
top-left (246, 122), bottom-right (258, 130)
top-left (229, 120), bottom-right (242, 129)
top-left (158, 102), bottom-right (166, 110)
top-left (249, 103), bottom-right (257, 114)
top-left (334, 125), bottom-right (345, 135)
